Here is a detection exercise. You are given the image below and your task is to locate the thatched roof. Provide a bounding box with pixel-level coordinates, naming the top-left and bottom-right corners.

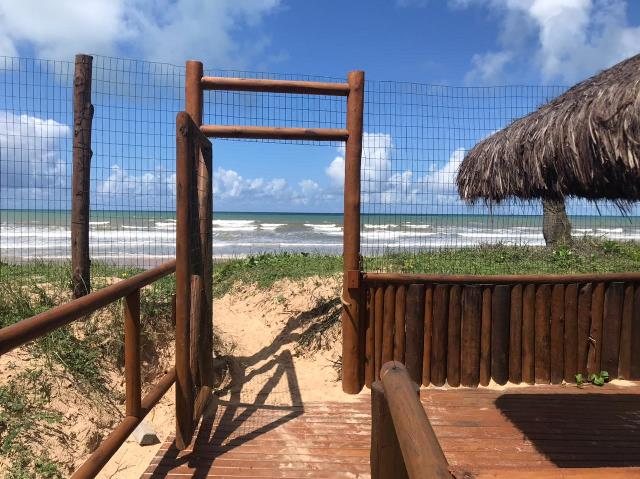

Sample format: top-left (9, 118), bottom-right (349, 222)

top-left (456, 54), bottom-right (640, 204)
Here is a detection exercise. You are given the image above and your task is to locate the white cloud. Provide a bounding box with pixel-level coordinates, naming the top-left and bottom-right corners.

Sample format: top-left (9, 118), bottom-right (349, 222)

top-left (457, 0), bottom-right (640, 83)
top-left (0, 111), bottom-right (70, 190)
top-left (95, 164), bottom-right (176, 209)
top-left (0, 0), bottom-right (282, 66)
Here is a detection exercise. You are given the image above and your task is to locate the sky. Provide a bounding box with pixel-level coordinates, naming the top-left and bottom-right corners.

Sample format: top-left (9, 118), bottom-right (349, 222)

top-left (1, 0), bottom-right (640, 213)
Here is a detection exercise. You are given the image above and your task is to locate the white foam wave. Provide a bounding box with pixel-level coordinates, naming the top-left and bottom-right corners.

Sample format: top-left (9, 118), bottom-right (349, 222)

top-left (260, 223), bottom-right (285, 231)
top-left (89, 221), bottom-right (110, 226)
top-left (304, 223), bottom-right (343, 235)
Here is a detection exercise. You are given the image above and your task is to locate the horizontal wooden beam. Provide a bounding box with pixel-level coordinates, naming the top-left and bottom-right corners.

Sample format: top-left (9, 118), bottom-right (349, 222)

top-left (364, 271), bottom-right (640, 285)
top-left (201, 76), bottom-right (350, 96)
top-left (200, 125), bottom-right (349, 141)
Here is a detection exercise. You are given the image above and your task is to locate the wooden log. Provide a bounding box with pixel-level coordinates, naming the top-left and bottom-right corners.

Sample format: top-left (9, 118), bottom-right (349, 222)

top-left (201, 124), bottom-right (349, 141)
top-left (491, 285), bottom-right (510, 385)
top-left (461, 286), bottom-right (482, 387)
top-left (447, 285), bottom-right (462, 387)
top-left (201, 76), bottom-right (351, 96)
top-left (370, 381), bottom-right (409, 479)
top-left (577, 283), bottom-right (593, 375)
top-left (550, 284), bottom-right (565, 384)
top-left (382, 286), bottom-right (396, 365)
top-left (509, 284), bottom-right (523, 384)
top-left (631, 286), bottom-right (640, 379)
top-left (405, 284), bottom-right (425, 384)
top-left (431, 284), bottom-right (449, 387)
top-left (379, 363), bottom-right (450, 479)
top-left (374, 287), bottom-right (384, 381)
top-left (422, 285), bottom-right (433, 386)
top-left (587, 282), bottom-right (605, 374)
top-left (618, 283), bottom-right (634, 379)
top-left (534, 284), bottom-right (551, 384)
top-left (341, 70), bottom-right (365, 394)
top-left (71, 54), bottom-right (93, 299)
top-left (365, 287), bottom-right (375, 388)
top-left (480, 286), bottom-right (492, 386)
top-left (394, 285), bottom-right (407, 362)
top-left (189, 275), bottom-right (203, 388)
top-left (521, 284), bottom-right (536, 384)
top-left (563, 284), bottom-right (578, 382)
top-left (601, 282), bottom-right (624, 377)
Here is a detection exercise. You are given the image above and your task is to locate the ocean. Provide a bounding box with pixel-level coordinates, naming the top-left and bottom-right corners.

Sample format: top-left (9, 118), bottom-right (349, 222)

top-left (1, 210), bottom-right (639, 267)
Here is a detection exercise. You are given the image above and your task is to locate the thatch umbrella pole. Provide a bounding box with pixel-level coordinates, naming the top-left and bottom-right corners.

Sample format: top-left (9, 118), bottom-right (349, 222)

top-left (542, 198), bottom-right (572, 246)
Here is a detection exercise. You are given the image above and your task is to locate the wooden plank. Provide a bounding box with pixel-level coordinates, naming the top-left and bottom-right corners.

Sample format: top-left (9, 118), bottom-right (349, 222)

top-left (601, 282), bottom-right (624, 378)
top-left (374, 287), bottom-right (384, 381)
top-left (365, 287), bottom-right (375, 388)
top-left (509, 284), bottom-right (523, 384)
top-left (201, 124), bottom-right (350, 141)
top-left (447, 285), bottom-right (462, 387)
top-left (382, 285), bottom-right (396, 365)
top-left (461, 286), bottom-right (482, 387)
top-left (577, 283), bottom-right (593, 375)
top-left (587, 283), bottom-right (605, 374)
top-left (550, 284), bottom-right (565, 384)
top-left (491, 285), bottom-right (510, 385)
top-left (563, 284), bottom-right (578, 383)
top-left (631, 286), bottom-right (640, 379)
top-left (431, 284), bottom-right (449, 387)
top-left (618, 283), bottom-right (635, 379)
top-left (480, 286), bottom-right (492, 387)
top-left (405, 284), bottom-right (425, 384)
top-left (394, 285), bottom-right (407, 362)
top-left (422, 285), bottom-right (433, 386)
top-left (522, 284), bottom-right (536, 384)
top-left (534, 284), bottom-right (551, 384)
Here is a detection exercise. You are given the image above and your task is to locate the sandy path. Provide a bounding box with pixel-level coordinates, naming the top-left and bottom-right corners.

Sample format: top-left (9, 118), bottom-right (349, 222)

top-left (99, 275), bottom-right (363, 478)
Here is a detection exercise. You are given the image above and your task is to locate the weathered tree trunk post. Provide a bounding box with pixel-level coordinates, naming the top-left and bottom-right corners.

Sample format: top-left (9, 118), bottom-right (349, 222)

top-left (71, 54), bottom-right (94, 298)
top-left (542, 198), bottom-right (572, 246)
top-left (342, 71), bottom-right (365, 394)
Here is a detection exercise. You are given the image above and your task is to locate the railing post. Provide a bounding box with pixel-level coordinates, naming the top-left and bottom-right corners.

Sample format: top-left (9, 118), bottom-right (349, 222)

top-left (124, 289), bottom-right (141, 418)
top-left (342, 70), bottom-right (365, 394)
top-left (71, 53), bottom-right (93, 298)
top-left (175, 112), bottom-right (194, 449)
top-left (371, 381), bottom-right (410, 479)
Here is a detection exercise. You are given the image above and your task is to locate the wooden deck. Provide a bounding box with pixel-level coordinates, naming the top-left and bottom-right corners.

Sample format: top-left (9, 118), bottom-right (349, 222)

top-left (144, 384), bottom-right (640, 478)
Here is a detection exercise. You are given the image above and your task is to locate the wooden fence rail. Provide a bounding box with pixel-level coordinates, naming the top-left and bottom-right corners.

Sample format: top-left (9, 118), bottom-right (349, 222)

top-left (371, 362), bottom-right (452, 479)
top-left (361, 273), bottom-right (640, 388)
top-left (0, 260), bottom-right (177, 478)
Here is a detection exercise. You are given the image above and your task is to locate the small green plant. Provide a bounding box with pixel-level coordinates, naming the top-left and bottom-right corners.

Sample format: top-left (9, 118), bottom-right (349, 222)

top-left (575, 370), bottom-right (610, 387)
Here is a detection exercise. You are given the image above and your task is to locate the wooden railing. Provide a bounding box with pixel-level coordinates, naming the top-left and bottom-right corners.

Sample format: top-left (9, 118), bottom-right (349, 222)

top-left (0, 260), bottom-right (177, 479)
top-left (371, 362), bottom-right (452, 479)
top-left (360, 272), bottom-right (640, 390)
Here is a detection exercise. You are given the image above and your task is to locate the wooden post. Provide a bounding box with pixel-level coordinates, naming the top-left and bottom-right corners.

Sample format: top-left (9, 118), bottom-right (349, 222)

top-left (371, 381), bottom-right (410, 479)
top-left (71, 54), bottom-right (93, 298)
top-left (124, 289), bottom-right (141, 418)
top-left (342, 70), bottom-right (365, 394)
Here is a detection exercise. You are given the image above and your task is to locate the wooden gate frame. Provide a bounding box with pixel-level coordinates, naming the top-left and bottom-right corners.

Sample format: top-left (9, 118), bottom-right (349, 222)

top-left (180, 61), bottom-right (366, 401)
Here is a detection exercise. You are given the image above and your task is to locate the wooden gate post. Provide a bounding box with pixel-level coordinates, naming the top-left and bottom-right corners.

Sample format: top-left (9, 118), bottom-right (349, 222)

top-left (71, 54), bottom-right (93, 298)
top-left (342, 70), bottom-right (365, 393)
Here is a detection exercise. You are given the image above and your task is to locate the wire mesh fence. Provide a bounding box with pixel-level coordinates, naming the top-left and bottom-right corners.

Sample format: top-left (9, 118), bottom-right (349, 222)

top-left (1, 54), bottom-right (639, 276)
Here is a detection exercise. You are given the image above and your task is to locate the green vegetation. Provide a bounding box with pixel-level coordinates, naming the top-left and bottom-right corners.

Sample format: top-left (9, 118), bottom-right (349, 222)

top-left (576, 371), bottom-right (610, 387)
top-left (212, 239), bottom-right (640, 296)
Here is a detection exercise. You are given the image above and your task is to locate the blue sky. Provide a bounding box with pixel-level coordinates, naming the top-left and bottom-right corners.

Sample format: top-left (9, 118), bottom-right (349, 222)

top-left (1, 0), bottom-right (640, 213)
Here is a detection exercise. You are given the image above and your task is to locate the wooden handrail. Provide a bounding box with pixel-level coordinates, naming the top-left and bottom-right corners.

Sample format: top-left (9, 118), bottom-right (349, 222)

top-left (371, 361), bottom-right (452, 479)
top-left (0, 261), bottom-right (178, 478)
top-left (201, 76), bottom-right (350, 96)
top-left (0, 260), bottom-right (176, 355)
top-left (364, 270), bottom-right (640, 285)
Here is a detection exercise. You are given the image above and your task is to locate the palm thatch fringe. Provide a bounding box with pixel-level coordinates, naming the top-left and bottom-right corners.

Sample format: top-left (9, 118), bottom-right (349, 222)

top-left (456, 53), bottom-right (640, 204)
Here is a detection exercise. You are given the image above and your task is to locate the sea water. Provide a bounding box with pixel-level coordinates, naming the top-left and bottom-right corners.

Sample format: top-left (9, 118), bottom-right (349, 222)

top-left (1, 210), bottom-right (639, 267)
